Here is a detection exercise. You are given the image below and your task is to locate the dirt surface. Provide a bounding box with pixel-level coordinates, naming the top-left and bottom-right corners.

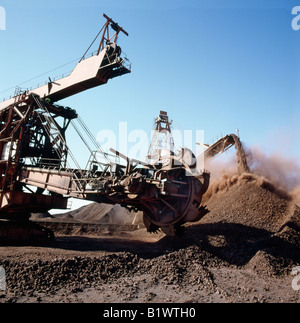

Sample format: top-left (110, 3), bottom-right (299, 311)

top-left (0, 172), bottom-right (299, 303)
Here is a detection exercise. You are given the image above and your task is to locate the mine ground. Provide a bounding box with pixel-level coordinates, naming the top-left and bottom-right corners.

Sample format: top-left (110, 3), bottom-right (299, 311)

top-left (0, 173), bottom-right (299, 303)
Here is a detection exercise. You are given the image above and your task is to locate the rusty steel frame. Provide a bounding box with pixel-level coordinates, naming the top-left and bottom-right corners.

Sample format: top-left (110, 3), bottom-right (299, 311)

top-left (203, 135), bottom-right (236, 159)
top-left (97, 14), bottom-right (129, 55)
top-left (146, 111), bottom-right (175, 164)
top-left (0, 95), bottom-right (77, 218)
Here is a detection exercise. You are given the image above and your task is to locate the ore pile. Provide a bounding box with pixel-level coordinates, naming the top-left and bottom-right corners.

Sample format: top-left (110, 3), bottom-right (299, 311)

top-left (48, 203), bottom-right (142, 225)
top-left (198, 172), bottom-right (300, 273)
top-left (1, 246), bottom-right (220, 297)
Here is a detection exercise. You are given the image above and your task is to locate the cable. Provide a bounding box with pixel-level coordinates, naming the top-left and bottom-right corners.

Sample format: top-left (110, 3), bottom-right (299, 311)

top-left (0, 57), bottom-right (81, 96)
top-left (75, 115), bottom-right (111, 162)
top-left (70, 120), bottom-right (93, 154)
top-left (79, 24), bottom-right (105, 62)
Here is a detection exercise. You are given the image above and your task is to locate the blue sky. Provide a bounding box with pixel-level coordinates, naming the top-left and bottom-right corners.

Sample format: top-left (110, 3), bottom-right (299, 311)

top-left (1, 0), bottom-right (300, 169)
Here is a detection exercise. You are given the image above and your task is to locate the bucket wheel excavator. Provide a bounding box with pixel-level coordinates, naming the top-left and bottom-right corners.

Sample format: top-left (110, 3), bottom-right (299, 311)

top-left (0, 14), bottom-right (211, 242)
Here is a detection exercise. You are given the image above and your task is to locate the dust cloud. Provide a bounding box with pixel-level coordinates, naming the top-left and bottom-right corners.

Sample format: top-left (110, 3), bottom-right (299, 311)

top-left (203, 144), bottom-right (300, 205)
top-left (247, 146), bottom-right (300, 193)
